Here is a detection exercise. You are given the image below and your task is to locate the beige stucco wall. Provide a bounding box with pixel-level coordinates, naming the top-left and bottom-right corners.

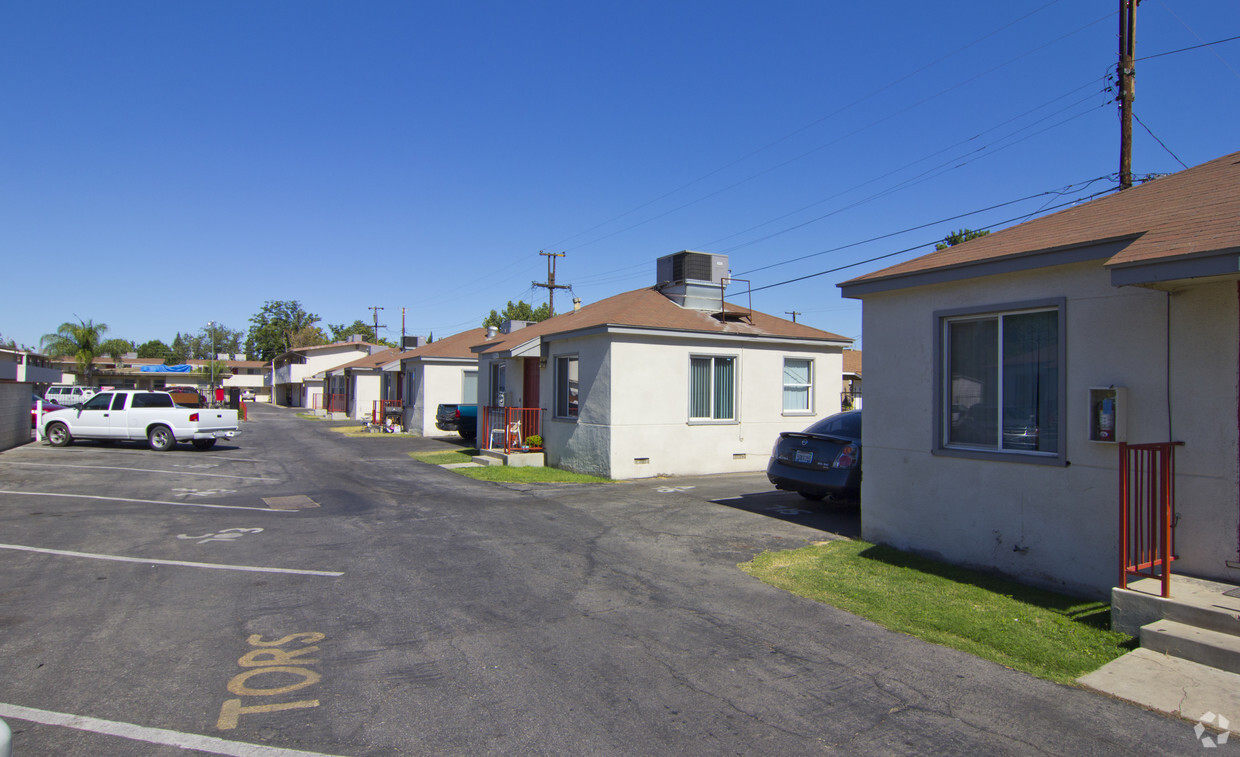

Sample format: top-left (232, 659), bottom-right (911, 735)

top-left (348, 372), bottom-right (383, 421)
top-left (402, 361), bottom-right (476, 436)
top-left (543, 332), bottom-right (843, 480)
top-left (859, 262), bottom-right (1238, 596)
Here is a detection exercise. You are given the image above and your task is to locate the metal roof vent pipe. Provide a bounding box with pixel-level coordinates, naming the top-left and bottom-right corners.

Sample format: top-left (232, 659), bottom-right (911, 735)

top-left (486, 325), bottom-right (498, 339)
top-left (573, 297), bottom-right (582, 311)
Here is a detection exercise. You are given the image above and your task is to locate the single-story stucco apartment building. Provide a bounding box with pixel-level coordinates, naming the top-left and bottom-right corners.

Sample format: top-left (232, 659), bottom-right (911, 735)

top-left (472, 251), bottom-right (853, 479)
top-left (839, 150), bottom-right (1240, 598)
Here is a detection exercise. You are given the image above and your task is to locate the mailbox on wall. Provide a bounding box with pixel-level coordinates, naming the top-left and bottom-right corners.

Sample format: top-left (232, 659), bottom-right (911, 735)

top-left (1089, 386), bottom-right (1127, 443)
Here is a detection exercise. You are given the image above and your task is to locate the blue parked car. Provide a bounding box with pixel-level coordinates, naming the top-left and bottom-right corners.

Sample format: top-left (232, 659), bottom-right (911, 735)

top-left (766, 410), bottom-right (862, 503)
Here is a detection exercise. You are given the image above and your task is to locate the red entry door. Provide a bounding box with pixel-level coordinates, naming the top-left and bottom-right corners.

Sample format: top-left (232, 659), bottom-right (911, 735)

top-left (523, 357), bottom-right (540, 409)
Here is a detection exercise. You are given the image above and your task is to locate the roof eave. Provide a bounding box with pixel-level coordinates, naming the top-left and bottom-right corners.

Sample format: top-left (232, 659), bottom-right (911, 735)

top-left (1108, 247), bottom-right (1240, 287)
top-left (839, 238), bottom-right (1131, 298)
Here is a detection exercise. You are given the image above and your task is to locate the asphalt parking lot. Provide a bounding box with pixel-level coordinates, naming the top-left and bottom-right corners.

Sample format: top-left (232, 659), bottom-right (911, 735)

top-left (0, 404), bottom-right (1198, 755)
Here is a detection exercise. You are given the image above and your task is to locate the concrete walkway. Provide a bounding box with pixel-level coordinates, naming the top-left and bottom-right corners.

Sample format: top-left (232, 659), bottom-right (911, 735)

top-left (1079, 649), bottom-right (1240, 737)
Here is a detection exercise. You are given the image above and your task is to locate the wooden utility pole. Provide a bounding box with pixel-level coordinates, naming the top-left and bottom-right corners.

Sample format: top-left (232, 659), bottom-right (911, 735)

top-left (368, 306), bottom-right (386, 339)
top-left (532, 251), bottom-right (571, 316)
top-left (1118, 0), bottom-right (1139, 189)
top-left (785, 310), bottom-right (801, 323)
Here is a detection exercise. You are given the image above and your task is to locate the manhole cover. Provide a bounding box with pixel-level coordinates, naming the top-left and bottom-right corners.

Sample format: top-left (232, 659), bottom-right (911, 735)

top-left (263, 495), bottom-right (319, 510)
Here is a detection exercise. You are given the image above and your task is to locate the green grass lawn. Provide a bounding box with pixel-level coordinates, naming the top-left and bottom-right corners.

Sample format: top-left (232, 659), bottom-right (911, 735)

top-left (409, 448), bottom-right (612, 484)
top-left (411, 448), bottom-right (481, 465)
top-left (740, 540), bottom-right (1136, 684)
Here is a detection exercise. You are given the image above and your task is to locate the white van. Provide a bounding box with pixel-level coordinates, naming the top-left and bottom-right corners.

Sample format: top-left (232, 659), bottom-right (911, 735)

top-left (44, 385), bottom-right (98, 407)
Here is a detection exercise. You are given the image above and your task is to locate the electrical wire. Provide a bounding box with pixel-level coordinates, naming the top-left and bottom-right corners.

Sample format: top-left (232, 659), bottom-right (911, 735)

top-left (700, 78), bottom-right (1107, 252)
top-left (722, 100), bottom-right (1108, 263)
top-left (1132, 111), bottom-right (1188, 169)
top-left (744, 187), bottom-right (1114, 294)
top-left (541, 2), bottom-right (1107, 255)
top-left (1137, 33), bottom-right (1240, 62)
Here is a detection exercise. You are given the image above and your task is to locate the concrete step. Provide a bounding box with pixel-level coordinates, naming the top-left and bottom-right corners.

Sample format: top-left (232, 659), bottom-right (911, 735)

top-left (1141, 619), bottom-right (1240, 674)
top-left (1163, 599), bottom-right (1240, 639)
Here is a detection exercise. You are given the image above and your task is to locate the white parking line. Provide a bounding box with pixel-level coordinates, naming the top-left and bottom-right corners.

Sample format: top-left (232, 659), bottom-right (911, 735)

top-left (20, 446), bottom-right (270, 464)
top-left (0, 701), bottom-right (347, 757)
top-left (0, 490), bottom-right (289, 513)
top-left (0, 544), bottom-right (344, 577)
top-left (5, 461), bottom-right (278, 482)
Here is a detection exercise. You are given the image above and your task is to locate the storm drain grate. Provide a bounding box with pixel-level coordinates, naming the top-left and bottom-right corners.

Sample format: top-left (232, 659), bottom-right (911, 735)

top-left (263, 495), bottom-right (320, 510)
top-left (1223, 588), bottom-right (1240, 599)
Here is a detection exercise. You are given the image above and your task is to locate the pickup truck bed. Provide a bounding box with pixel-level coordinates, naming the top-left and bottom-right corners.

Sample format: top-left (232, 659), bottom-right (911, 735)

top-left (435, 404), bottom-right (477, 439)
top-left (41, 390), bottom-right (240, 451)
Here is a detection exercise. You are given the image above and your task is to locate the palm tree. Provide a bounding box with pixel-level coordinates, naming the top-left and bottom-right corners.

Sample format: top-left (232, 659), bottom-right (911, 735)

top-left (41, 318), bottom-right (109, 383)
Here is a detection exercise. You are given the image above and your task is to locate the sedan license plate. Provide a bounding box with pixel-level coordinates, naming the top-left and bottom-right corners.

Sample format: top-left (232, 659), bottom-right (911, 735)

top-left (794, 450), bottom-right (813, 464)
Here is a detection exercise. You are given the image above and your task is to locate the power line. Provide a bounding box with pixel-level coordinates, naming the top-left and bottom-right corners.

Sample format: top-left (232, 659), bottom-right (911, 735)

top-left (1133, 111), bottom-right (1188, 169)
top-left (701, 78), bottom-right (1107, 252)
top-left (733, 176), bottom-right (1110, 278)
top-left (1137, 33), bottom-right (1240, 62)
top-left (746, 188), bottom-right (1114, 294)
top-left (541, 2), bottom-right (1103, 254)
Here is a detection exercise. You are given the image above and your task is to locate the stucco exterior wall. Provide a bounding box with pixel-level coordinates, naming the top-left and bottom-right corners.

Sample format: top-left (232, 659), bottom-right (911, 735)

top-left (403, 362), bottom-right (475, 436)
top-left (0, 382), bottom-right (31, 451)
top-left (349, 372), bottom-right (383, 421)
top-left (542, 332), bottom-right (843, 480)
top-left (543, 336), bottom-right (613, 476)
top-left (859, 262), bottom-right (1239, 596)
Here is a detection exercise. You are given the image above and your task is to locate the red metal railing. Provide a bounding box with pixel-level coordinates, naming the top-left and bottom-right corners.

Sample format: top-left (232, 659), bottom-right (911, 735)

top-left (481, 406), bottom-right (543, 454)
top-left (372, 399), bottom-right (402, 425)
top-left (1119, 441), bottom-right (1182, 597)
top-left (326, 393), bottom-right (347, 413)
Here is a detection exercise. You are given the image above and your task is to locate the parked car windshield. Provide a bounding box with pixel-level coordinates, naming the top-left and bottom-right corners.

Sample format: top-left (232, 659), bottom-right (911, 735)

top-left (804, 412), bottom-right (861, 440)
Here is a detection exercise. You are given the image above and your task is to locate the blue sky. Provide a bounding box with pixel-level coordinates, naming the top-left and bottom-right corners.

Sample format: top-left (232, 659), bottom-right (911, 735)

top-left (2, 1), bottom-right (1236, 352)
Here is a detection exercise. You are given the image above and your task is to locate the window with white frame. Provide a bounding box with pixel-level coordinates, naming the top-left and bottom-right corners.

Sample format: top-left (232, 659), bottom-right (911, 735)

top-left (554, 356), bottom-right (579, 418)
top-left (782, 358), bottom-right (813, 413)
top-left (462, 370), bottom-right (477, 404)
top-left (689, 355), bottom-right (736, 421)
top-left (940, 304), bottom-right (1061, 456)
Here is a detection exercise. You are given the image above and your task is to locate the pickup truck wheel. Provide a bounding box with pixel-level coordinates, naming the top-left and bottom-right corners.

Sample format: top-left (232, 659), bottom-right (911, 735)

top-left (46, 422), bottom-right (72, 447)
top-left (148, 425), bottom-right (176, 451)
top-left (191, 439), bottom-right (217, 450)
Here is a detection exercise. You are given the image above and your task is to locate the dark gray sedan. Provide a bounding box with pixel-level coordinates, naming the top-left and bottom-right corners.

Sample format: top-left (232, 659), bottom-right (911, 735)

top-left (766, 410), bottom-right (862, 502)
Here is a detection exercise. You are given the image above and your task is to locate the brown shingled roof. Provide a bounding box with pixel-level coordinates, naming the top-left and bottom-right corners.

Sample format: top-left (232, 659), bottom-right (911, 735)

top-left (842, 150), bottom-right (1240, 287)
top-left (842, 349), bottom-right (862, 376)
top-left (391, 328), bottom-right (488, 362)
top-left (475, 287), bottom-right (850, 355)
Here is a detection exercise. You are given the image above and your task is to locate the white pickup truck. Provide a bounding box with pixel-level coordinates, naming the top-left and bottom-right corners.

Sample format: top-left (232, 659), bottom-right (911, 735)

top-left (41, 389), bottom-right (240, 451)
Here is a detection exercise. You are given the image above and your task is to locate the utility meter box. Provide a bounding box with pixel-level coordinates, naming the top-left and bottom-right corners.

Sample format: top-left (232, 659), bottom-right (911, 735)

top-left (1089, 386), bottom-right (1126, 443)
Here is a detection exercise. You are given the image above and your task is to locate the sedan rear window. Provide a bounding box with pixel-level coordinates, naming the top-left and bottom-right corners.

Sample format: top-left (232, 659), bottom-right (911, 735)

top-left (805, 412), bottom-right (861, 439)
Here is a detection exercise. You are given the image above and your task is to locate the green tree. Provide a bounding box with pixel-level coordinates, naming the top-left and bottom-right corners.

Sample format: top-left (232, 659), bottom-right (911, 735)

top-left (936, 228), bottom-right (991, 250)
top-left (170, 333), bottom-right (190, 363)
top-left (0, 332), bottom-right (16, 349)
top-left (40, 318), bottom-right (109, 382)
top-left (245, 300), bottom-right (321, 361)
top-left (136, 339), bottom-right (174, 361)
top-left (328, 319), bottom-right (377, 343)
top-left (482, 300), bottom-right (552, 329)
top-left (287, 324), bottom-right (328, 349)
top-left (188, 323), bottom-right (244, 360)
top-left (100, 338), bottom-right (134, 367)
